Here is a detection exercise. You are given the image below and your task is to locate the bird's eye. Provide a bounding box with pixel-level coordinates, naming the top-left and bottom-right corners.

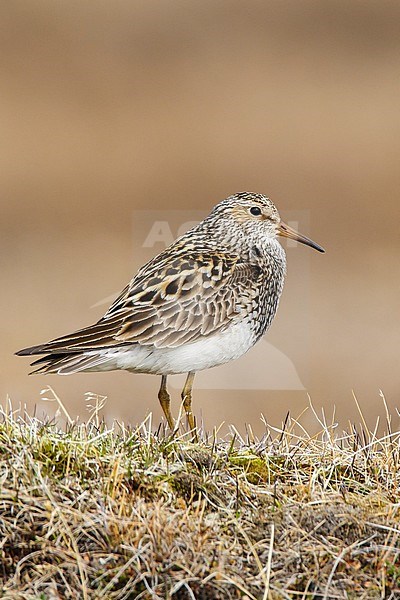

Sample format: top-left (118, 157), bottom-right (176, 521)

top-left (250, 206), bottom-right (262, 216)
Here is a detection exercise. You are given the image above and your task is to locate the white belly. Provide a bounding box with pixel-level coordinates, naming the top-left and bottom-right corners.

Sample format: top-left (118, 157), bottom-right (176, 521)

top-left (91, 321), bottom-right (256, 375)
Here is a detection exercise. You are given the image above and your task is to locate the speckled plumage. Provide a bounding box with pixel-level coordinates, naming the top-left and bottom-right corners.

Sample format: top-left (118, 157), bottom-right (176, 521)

top-left (17, 192), bottom-right (324, 431)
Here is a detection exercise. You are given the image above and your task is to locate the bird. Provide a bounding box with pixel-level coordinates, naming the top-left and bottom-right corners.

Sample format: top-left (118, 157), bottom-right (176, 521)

top-left (16, 192), bottom-right (324, 432)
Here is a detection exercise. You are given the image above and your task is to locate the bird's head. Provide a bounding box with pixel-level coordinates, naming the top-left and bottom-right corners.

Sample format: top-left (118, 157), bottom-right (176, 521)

top-left (209, 192), bottom-right (325, 253)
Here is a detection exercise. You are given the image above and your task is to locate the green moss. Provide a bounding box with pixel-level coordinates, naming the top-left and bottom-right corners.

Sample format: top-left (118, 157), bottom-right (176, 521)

top-left (229, 453), bottom-right (271, 483)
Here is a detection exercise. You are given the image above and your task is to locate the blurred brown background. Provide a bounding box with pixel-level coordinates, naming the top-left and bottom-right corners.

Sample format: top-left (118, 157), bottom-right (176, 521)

top-left (1, 1), bottom-right (399, 434)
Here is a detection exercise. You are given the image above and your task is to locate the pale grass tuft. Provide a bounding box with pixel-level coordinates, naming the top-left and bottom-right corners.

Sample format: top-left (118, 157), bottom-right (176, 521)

top-left (0, 395), bottom-right (399, 599)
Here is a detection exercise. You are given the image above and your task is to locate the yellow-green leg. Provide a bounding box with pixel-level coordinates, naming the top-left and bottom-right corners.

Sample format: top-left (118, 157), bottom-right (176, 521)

top-left (158, 375), bottom-right (174, 429)
top-left (181, 371), bottom-right (196, 434)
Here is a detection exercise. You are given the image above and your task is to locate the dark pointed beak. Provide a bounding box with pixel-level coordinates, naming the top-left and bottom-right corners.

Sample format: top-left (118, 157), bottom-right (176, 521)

top-left (278, 221), bottom-right (325, 253)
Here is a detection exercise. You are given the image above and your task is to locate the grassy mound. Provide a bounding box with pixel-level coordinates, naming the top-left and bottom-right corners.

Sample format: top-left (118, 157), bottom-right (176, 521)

top-left (0, 391), bottom-right (399, 599)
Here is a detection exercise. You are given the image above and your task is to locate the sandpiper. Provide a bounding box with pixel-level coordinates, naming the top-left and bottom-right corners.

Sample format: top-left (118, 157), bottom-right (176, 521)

top-left (17, 192), bottom-right (324, 431)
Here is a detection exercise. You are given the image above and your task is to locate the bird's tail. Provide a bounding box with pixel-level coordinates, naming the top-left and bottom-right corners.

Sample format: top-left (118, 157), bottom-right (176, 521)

top-left (20, 351), bottom-right (111, 375)
top-left (16, 317), bottom-right (124, 374)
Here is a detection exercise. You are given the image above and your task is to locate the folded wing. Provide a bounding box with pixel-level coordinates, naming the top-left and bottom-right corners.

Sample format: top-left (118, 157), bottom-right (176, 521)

top-left (17, 246), bottom-right (260, 360)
